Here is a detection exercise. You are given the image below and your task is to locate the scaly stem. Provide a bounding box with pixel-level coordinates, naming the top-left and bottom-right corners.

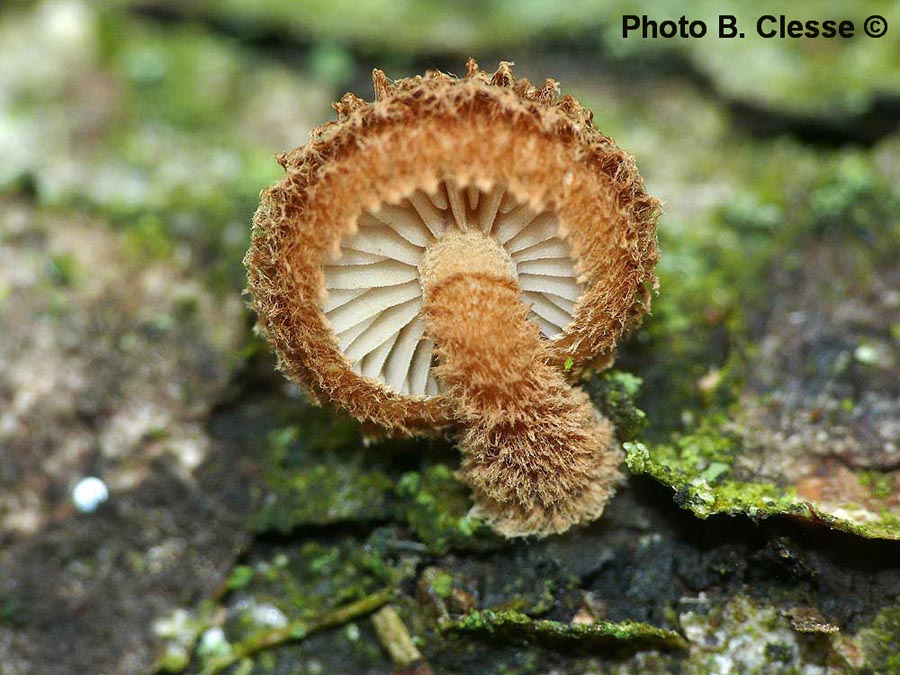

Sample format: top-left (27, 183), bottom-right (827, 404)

top-left (420, 231), bottom-right (623, 537)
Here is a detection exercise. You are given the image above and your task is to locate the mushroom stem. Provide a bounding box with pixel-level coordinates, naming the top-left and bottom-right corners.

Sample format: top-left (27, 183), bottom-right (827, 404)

top-left (420, 231), bottom-right (624, 537)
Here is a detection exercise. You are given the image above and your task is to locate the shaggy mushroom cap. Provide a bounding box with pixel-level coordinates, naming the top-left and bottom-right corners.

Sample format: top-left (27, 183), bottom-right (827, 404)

top-left (246, 60), bottom-right (659, 434)
top-left (245, 60), bottom-right (660, 536)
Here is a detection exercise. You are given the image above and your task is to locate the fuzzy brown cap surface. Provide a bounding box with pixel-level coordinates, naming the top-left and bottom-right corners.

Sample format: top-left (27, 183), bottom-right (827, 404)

top-left (245, 59), bottom-right (660, 435)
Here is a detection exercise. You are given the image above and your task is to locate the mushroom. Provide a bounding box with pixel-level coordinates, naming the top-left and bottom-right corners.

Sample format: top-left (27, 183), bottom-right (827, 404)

top-left (245, 60), bottom-right (660, 537)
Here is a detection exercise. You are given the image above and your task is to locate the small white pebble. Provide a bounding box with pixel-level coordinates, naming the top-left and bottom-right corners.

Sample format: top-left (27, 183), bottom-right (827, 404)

top-left (251, 604), bottom-right (288, 628)
top-left (854, 343), bottom-right (885, 365)
top-left (198, 627), bottom-right (230, 658)
top-left (72, 476), bottom-right (109, 513)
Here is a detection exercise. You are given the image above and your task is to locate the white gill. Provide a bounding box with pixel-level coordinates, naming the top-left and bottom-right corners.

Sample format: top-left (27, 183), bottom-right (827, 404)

top-left (321, 181), bottom-right (583, 397)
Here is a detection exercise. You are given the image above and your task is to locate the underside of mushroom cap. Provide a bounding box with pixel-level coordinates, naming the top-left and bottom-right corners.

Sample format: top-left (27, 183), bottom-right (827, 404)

top-left (322, 180), bottom-right (585, 398)
top-left (245, 59), bottom-right (660, 435)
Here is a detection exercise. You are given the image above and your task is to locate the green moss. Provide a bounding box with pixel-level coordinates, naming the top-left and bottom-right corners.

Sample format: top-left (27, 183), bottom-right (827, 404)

top-left (860, 605), bottom-right (900, 675)
top-left (614, 148), bottom-right (900, 541)
top-left (226, 565), bottom-right (255, 592)
top-left (307, 42), bottom-right (355, 87)
top-left (808, 154), bottom-right (899, 242)
top-left (252, 419), bottom-right (394, 533)
top-left (45, 254), bottom-right (79, 288)
top-left (196, 586), bottom-right (393, 675)
top-left (0, 598), bottom-right (22, 628)
top-left (626, 436), bottom-right (900, 539)
top-left (859, 471), bottom-right (895, 500)
top-left (194, 0), bottom-right (613, 54)
top-left (395, 464), bottom-right (500, 554)
top-left (153, 602), bottom-right (220, 674)
top-left (228, 541), bottom-right (394, 633)
top-left (255, 461), bottom-right (394, 532)
top-left (584, 369), bottom-right (648, 442)
top-left (447, 609), bottom-right (687, 653)
top-left (123, 213), bottom-right (174, 260)
top-left (627, 434), bottom-right (797, 520)
top-left (891, 323), bottom-right (900, 342)
top-left (618, 148), bottom-right (899, 442)
top-left (103, 17), bottom-right (246, 131)
top-left (252, 414), bottom-right (502, 552)
top-left (430, 572), bottom-right (454, 599)
top-left (395, 471), bottom-right (421, 497)
top-left (16, 10), bottom-right (290, 294)
top-left (617, 183), bottom-right (779, 438)
top-left (626, 416), bottom-right (741, 487)
top-left (191, 539), bottom-right (402, 672)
